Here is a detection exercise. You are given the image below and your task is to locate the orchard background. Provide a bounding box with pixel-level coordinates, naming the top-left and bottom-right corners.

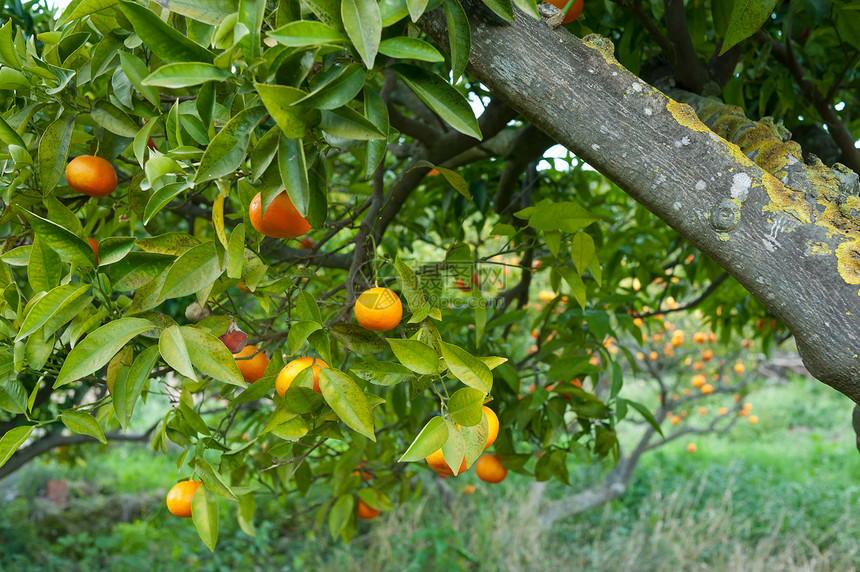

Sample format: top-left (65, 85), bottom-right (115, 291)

top-left (1, 0), bottom-right (860, 569)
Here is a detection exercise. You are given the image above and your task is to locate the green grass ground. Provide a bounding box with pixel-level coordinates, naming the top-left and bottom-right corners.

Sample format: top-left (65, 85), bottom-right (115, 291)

top-left (2, 374), bottom-right (859, 571)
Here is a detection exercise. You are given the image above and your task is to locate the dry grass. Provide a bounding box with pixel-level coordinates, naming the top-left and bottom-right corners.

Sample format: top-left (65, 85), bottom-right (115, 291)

top-left (307, 464), bottom-right (859, 572)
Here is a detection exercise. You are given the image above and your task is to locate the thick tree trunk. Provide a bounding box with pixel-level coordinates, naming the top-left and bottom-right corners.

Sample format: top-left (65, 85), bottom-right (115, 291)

top-left (419, 4), bottom-right (860, 403)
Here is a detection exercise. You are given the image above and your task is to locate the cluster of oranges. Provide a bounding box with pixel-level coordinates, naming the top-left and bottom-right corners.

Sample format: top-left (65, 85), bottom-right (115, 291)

top-left (423, 406), bottom-right (507, 484)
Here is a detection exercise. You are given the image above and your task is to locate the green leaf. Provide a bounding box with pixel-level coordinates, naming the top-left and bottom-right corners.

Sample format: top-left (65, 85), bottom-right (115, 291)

top-left (113, 345), bottom-right (159, 430)
top-left (479, 0), bottom-right (514, 22)
top-left (159, 241), bottom-right (225, 301)
top-left (318, 368), bottom-right (376, 441)
top-left (622, 398), bottom-right (664, 437)
top-left (192, 485), bottom-right (219, 551)
top-left (22, 209), bottom-right (93, 266)
top-left (364, 87), bottom-right (388, 178)
top-left (227, 224), bottom-right (245, 279)
top-left (443, 0), bottom-right (470, 81)
top-left (393, 256), bottom-right (426, 311)
top-left (319, 107), bottom-right (385, 140)
top-left (406, 0), bottom-right (429, 22)
top-left (181, 325), bottom-right (245, 387)
top-left (119, 0), bottom-right (215, 63)
top-left (142, 63), bottom-right (231, 88)
top-left (287, 321), bottom-right (323, 355)
top-left (570, 232), bottom-right (595, 276)
top-left (144, 182), bottom-right (188, 224)
top-left (0, 425), bottom-right (33, 469)
top-left (399, 416), bottom-right (448, 462)
top-left (329, 495), bottom-right (354, 539)
top-left (60, 410), bottom-right (107, 444)
top-left (388, 339), bottom-right (439, 375)
top-left (267, 20), bottom-right (348, 46)
top-left (152, 0), bottom-right (238, 25)
top-left (38, 115), bottom-right (75, 193)
top-left (279, 135), bottom-right (310, 216)
top-left (238, 0), bottom-right (265, 61)
top-left (195, 106), bottom-right (266, 183)
top-left (440, 342), bottom-right (492, 393)
top-left (719, 0), bottom-right (779, 55)
top-left (329, 324), bottom-right (386, 355)
top-left (349, 361), bottom-right (412, 386)
top-left (441, 419), bottom-right (466, 475)
top-left (378, 37), bottom-right (444, 62)
top-left (55, 318), bottom-right (155, 387)
top-left (515, 201), bottom-right (596, 233)
top-left (0, 114), bottom-right (25, 150)
top-left (255, 83), bottom-right (319, 139)
top-left (16, 283), bottom-right (90, 341)
top-left (195, 457), bottom-right (238, 500)
top-left (390, 64), bottom-right (481, 140)
top-left (237, 494), bottom-right (256, 536)
top-left (159, 325), bottom-right (197, 381)
top-left (341, 0), bottom-right (382, 69)
top-left (0, 20), bottom-right (22, 69)
top-left (447, 387), bottom-right (485, 426)
top-left (296, 64), bottom-right (365, 110)
top-left (0, 379), bottom-right (28, 414)
top-left (91, 100), bottom-right (139, 137)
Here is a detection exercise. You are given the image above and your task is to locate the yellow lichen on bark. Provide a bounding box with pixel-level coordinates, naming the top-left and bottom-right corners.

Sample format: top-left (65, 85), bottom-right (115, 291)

top-left (835, 241), bottom-right (860, 293)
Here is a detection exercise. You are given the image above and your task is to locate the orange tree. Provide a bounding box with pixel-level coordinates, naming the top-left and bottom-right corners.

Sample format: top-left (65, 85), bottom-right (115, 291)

top-left (0, 0), bottom-right (858, 549)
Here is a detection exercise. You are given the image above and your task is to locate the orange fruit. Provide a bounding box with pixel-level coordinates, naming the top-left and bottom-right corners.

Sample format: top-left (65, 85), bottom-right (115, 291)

top-left (65, 155), bottom-right (117, 198)
top-left (702, 349), bottom-right (714, 361)
top-left (483, 406), bottom-right (499, 450)
top-left (425, 448), bottom-right (467, 476)
top-left (234, 345), bottom-right (270, 384)
top-left (298, 237), bottom-right (315, 249)
top-left (249, 191), bottom-right (311, 239)
top-left (475, 454), bottom-right (507, 483)
top-left (733, 362), bottom-right (746, 374)
top-left (698, 407), bottom-right (707, 415)
top-left (463, 484), bottom-right (476, 495)
top-left (691, 374), bottom-right (706, 387)
top-left (686, 443), bottom-right (697, 453)
top-left (88, 238), bottom-right (99, 265)
top-left (648, 351), bottom-right (658, 361)
top-left (693, 332), bottom-right (706, 344)
top-left (276, 356), bottom-right (329, 396)
top-left (671, 415), bottom-right (681, 425)
top-left (354, 287), bottom-right (403, 332)
top-left (357, 499), bottom-right (381, 520)
top-left (701, 383), bottom-right (714, 394)
top-left (748, 415), bottom-right (759, 424)
top-left (166, 480), bottom-right (202, 518)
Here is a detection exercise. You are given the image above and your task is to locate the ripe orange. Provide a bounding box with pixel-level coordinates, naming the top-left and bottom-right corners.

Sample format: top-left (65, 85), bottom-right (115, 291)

top-left (671, 415), bottom-right (681, 425)
top-left (249, 192), bottom-right (311, 239)
top-left (233, 345), bottom-right (270, 384)
top-left (718, 407), bottom-right (728, 415)
top-left (463, 484), bottom-right (476, 495)
top-left (686, 442), bottom-right (697, 453)
top-left (748, 415), bottom-right (759, 424)
top-left (276, 356), bottom-right (329, 396)
top-left (702, 349), bottom-right (714, 361)
top-left (733, 362), bottom-right (746, 374)
top-left (698, 407), bottom-right (707, 415)
top-left (483, 406), bottom-right (499, 450)
top-left (425, 448), bottom-right (467, 476)
top-left (88, 238), bottom-right (99, 265)
top-left (693, 332), bottom-right (706, 344)
top-left (166, 480), bottom-right (202, 518)
top-left (357, 499), bottom-right (381, 520)
top-left (354, 287), bottom-right (403, 332)
top-left (65, 155), bottom-right (117, 198)
top-left (701, 383), bottom-right (714, 394)
top-left (475, 454), bottom-right (507, 483)
top-left (691, 374), bottom-right (706, 387)
top-left (298, 237), bottom-right (315, 249)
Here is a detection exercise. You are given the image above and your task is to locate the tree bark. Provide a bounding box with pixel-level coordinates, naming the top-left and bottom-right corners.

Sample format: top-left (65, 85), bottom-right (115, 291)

top-left (418, 4), bottom-right (860, 403)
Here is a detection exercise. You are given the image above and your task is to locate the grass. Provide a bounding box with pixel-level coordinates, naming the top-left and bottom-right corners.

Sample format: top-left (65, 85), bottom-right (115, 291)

top-left (2, 374), bottom-right (859, 571)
